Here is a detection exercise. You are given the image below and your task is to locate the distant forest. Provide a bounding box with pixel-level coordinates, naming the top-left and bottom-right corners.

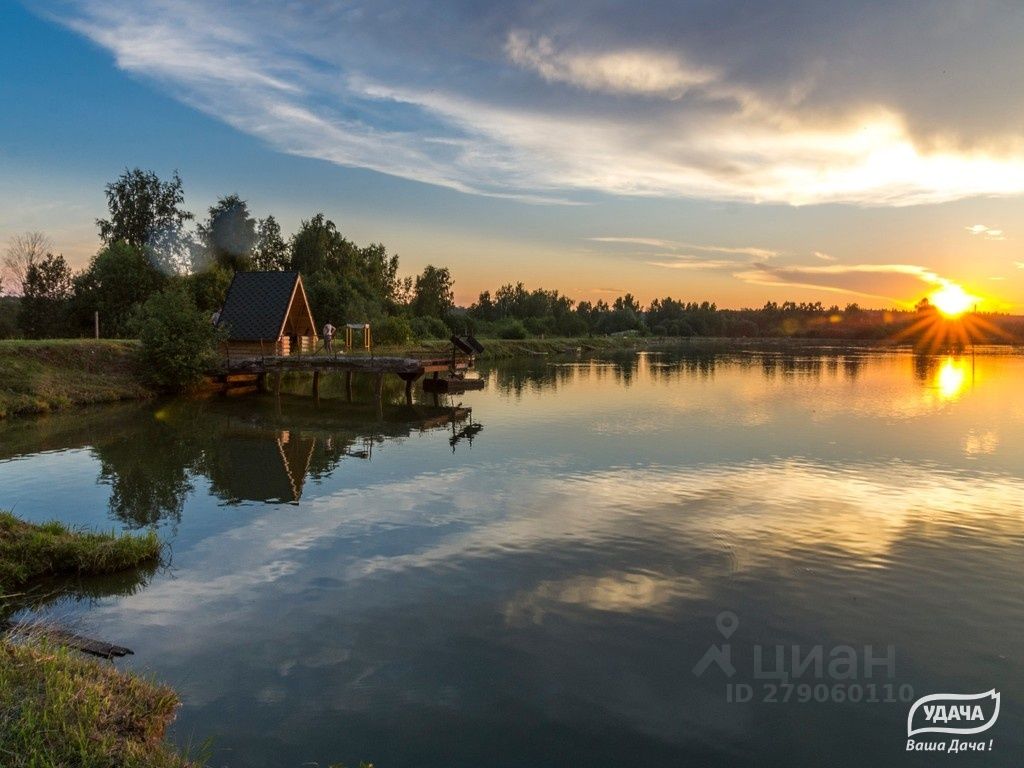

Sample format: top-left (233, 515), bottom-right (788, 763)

top-left (2, 168), bottom-right (1021, 345)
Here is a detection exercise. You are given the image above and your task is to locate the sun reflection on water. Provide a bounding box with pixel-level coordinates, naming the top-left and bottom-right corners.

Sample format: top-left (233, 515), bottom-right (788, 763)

top-left (935, 356), bottom-right (970, 401)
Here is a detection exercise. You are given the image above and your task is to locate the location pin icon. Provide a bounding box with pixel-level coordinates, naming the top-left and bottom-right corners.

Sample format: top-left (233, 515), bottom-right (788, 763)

top-left (716, 611), bottom-right (739, 639)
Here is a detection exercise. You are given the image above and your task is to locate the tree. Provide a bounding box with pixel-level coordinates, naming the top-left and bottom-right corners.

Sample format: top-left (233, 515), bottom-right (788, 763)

top-left (290, 214), bottom-right (400, 324)
top-left (3, 231), bottom-right (51, 296)
top-left (136, 287), bottom-right (219, 391)
top-left (411, 265), bottom-right (454, 319)
top-left (96, 168), bottom-right (193, 273)
top-left (355, 242), bottom-right (401, 306)
top-left (290, 213), bottom-right (358, 275)
top-left (197, 194), bottom-right (257, 271)
top-left (73, 242), bottom-right (166, 337)
top-left (185, 266), bottom-right (233, 313)
top-left (251, 215), bottom-right (289, 271)
top-left (19, 253), bottom-right (73, 338)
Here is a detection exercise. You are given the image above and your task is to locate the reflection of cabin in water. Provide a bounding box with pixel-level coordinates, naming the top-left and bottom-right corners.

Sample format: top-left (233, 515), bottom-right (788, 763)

top-left (217, 271), bottom-right (317, 362)
top-left (207, 430), bottom-right (317, 504)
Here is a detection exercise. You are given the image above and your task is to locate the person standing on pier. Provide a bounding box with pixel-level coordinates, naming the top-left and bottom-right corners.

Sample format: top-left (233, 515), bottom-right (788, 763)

top-left (322, 321), bottom-right (336, 354)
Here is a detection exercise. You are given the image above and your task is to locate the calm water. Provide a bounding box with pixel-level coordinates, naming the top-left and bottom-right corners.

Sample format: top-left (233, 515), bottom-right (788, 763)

top-left (2, 347), bottom-right (1023, 767)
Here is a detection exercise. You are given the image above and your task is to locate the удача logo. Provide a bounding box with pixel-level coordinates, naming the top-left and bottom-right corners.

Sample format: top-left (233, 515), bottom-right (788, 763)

top-left (907, 690), bottom-right (1000, 737)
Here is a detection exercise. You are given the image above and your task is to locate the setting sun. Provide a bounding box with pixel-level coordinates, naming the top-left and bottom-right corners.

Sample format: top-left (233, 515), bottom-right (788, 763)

top-left (930, 283), bottom-right (976, 318)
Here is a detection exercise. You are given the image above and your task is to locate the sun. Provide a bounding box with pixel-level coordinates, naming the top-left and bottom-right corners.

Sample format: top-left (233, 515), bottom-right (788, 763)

top-left (929, 283), bottom-right (976, 318)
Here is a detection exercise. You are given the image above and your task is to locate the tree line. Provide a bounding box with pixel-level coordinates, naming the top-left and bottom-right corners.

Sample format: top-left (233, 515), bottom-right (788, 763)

top-left (2, 168), bottom-right (1020, 346)
top-left (0, 169), bottom-right (459, 344)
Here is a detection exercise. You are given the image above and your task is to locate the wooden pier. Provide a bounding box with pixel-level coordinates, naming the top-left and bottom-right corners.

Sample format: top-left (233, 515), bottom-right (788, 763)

top-left (217, 354), bottom-right (476, 406)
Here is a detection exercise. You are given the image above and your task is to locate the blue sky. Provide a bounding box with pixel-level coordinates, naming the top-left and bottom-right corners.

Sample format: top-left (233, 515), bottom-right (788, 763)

top-left (2, 1), bottom-right (1022, 307)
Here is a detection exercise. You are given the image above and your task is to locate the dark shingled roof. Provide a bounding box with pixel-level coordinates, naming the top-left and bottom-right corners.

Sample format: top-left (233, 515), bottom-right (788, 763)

top-left (218, 271), bottom-right (301, 341)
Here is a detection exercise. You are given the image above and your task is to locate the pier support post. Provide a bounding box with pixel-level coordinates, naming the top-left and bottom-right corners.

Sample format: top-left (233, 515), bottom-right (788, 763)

top-left (346, 371), bottom-right (354, 402)
top-left (274, 370), bottom-right (283, 398)
top-left (374, 373), bottom-right (384, 418)
top-left (312, 370), bottom-right (321, 403)
top-left (404, 377), bottom-right (413, 405)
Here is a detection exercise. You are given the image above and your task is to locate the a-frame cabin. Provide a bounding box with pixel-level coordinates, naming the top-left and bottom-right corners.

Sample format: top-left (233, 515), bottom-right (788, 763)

top-left (217, 271), bottom-right (318, 362)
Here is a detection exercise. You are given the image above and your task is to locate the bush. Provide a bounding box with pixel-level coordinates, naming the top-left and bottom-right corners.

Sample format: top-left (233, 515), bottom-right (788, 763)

top-left (374, 315), bottom-right (413, 346)
top-left (496, 319), bottom-right (528, 339)
top-left (523, 316), bottom-right (553, 337)
top-left (136, 288), bottom-right (218, 391)
top-left (444, 313), bottom-right (477, 336)
top-left (410, 315), bottom-right (450, 339)
top-left (0, 297), bottom-right (19, 339)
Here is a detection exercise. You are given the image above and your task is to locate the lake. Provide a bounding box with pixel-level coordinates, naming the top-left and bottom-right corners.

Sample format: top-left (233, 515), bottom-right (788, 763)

top-left (2, 346), bottom-right (1022, 767)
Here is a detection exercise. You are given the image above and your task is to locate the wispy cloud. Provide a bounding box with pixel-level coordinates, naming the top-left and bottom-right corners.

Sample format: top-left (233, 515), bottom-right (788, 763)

top-left (813, 251), bottom-right (837, 261)
top-left (36, 1), bottom-right (1024, 206)
top-left (505, 30), bottom-right (715, 98)
top-left (647, 259), bottom-right (738, 271)
top-left (966, 224), bottom-right (1006, 241)
top-left (735, 263), bottom-right (946, 304)
top-left (589, 237), bottom-right (777, 259)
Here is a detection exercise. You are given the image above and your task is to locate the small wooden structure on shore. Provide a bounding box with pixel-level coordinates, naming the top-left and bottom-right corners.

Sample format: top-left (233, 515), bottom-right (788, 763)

top-left (217, 271), bottom-right (318, 362)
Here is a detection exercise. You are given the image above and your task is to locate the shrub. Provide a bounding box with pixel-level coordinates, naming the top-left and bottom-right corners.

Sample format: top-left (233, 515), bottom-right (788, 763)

top-left (410, 315), bottom-right (450, 339)
top-left (496, 319), bottom-right (528, 339)
top-left (444, 313), bottom-right (477, 336)
top-left (523, 316), bottom-right (553, 337)
top-left (136, 287), bottom-right (218, 391)
top-left (373, 315), bottom-right (414, 346)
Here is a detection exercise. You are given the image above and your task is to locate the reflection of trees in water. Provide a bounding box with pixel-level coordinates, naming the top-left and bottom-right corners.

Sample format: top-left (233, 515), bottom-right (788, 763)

top-left (77, 399), bottom-right (474, 515)
top-left (93, 417), bottom-right (202, 529)
top-left (490, 354), bottom-right (643, 396)
top-left (489, 350), bottom-right (870, 392)
top-left (912, 352), bottom-right (934, 382)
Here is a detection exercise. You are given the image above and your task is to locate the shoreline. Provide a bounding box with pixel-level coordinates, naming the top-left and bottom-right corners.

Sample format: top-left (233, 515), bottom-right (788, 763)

top-left (3, 336), bottom-right (1019, 420)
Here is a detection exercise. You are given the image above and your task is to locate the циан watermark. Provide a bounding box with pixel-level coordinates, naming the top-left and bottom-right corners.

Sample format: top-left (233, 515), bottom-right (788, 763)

top-left (692, 611), bottom-right (911, 705)
top-left (693, 612), bottom-right (1002, 755)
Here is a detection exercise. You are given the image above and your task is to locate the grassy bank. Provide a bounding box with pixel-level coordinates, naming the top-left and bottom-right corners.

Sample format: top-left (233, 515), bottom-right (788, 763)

top-left (0, 511), bottom-right (160, 595)
top-left (0, 513), bottom-right (188, 766)
top-left (0, 637), bottom-right (196, 768)
top-left (0, 339), bottom-right (152, 419)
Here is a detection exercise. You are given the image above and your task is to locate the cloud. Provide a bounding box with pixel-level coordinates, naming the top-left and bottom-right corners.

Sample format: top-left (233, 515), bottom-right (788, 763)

top-left (647, 259), bottom-right (738, 271)
top-left (814, 251), bottom-right (836, 261)
top-left (589, 237), bottom-right (777, 259)
top-left (505, 30), bottom-right (715, 97)
top-left (735, 262), bottom-right (946, 303)
top-left (966, 224), bottom-right (1006, 241)
top-left (36, 0), bottom-right (1024, 206)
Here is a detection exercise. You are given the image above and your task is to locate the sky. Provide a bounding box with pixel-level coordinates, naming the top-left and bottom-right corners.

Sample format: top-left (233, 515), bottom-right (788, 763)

top-left (1, 0), bottom-right (1022, 309)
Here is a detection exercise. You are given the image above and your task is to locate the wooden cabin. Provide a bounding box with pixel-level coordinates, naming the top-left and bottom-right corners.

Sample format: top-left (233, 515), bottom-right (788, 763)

top-left (217, 271), bottom-right (317, 362)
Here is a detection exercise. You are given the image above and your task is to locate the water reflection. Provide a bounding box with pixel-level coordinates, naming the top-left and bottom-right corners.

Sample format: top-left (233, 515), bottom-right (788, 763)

top-left (0, 397), bottom-right (480, 527)
top-left (2, 559), bottom-right (158, 626)
top-left (1, 347), bottom-right (1023, 767)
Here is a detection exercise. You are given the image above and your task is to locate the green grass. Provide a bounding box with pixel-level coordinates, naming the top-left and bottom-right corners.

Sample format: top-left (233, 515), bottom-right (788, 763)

top-left (0, 637), bottom-right (197, 768)
top-left (0, 512), bottom-right (188, 766)
top-left (0, 511), bottom-right (161, 595)
top-left (0, 339), bottom-right (153, 419)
